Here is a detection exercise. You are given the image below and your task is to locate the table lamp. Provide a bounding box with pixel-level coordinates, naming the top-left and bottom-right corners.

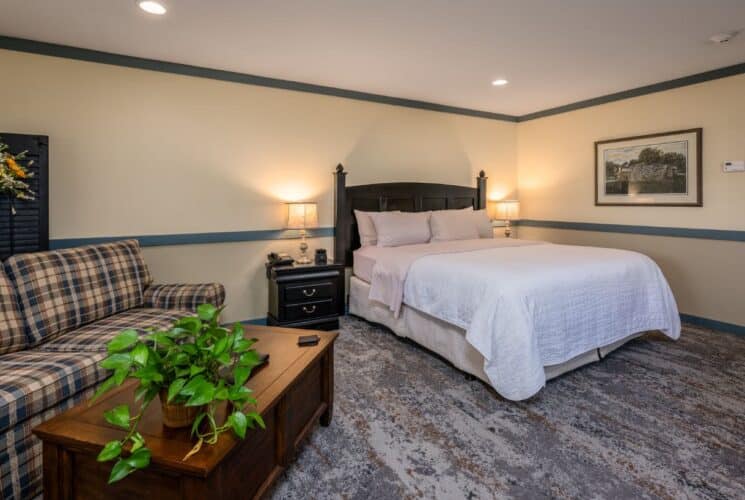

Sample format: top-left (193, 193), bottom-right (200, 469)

top-left (286, 202), bottom-right (318, 264)
top-left (491, 200), bottom-right (520, 238)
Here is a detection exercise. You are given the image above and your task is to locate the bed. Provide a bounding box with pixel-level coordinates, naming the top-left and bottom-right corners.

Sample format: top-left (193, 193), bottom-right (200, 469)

top-left (333, 165), bottom-right (681, 400)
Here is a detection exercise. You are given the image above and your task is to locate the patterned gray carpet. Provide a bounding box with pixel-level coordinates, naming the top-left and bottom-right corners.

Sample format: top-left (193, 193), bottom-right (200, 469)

top-left (268, 317), bottom-right (745, 499)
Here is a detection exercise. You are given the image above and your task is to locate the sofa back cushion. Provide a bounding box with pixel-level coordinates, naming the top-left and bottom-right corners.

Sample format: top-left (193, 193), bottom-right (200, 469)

top-left (0, 268), bottom-right (27, 354)
top-left (4, 239), bottom-right (153, 346)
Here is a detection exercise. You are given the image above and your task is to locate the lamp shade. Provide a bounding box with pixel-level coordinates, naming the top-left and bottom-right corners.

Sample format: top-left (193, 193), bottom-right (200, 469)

top-left (286, 202), bottom-right (319, 229)
top-left (492, 200), bottom-right (520, 221)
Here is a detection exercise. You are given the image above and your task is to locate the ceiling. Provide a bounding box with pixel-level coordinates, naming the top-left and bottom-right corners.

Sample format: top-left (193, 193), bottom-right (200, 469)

top-left (1, 0), bottom-right (744, 116)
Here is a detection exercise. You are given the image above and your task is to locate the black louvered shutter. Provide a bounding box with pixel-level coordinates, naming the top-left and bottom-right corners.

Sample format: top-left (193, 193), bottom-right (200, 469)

top-left (0, 133), bottom-right (49, 260)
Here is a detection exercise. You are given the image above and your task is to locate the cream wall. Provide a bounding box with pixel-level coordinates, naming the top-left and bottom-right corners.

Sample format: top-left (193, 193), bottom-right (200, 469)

top-left (517, 74), bottom-right (745, 325)
top-left (140, 238), bottom-right (334, 323)
top-left (517, 74), bottom-right (745, 229)
top-left (2, 47), bottom-right (742, 326)
top-left (0, 48), bottom-right (517, 322)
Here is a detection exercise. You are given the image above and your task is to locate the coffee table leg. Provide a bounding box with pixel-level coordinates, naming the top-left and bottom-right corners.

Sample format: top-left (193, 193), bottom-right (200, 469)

top-left (320, 346), bottom-right (334, 426)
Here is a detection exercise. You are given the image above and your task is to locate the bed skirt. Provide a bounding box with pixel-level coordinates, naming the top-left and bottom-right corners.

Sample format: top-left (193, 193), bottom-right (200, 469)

top-left (349, 276), bottom-right (641, 387)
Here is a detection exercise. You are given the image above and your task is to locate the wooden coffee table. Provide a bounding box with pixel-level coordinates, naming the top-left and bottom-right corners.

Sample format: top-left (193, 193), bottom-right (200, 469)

top-left (33, 325), bottom-right (337, 500)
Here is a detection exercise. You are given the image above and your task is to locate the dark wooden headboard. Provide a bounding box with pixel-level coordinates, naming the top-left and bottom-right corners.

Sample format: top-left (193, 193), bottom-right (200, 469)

top-left (333, 164), bottom-right (487, 266)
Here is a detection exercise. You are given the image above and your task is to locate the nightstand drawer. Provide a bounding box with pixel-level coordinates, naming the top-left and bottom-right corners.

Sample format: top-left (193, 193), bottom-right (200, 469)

top-left (283, 299), bottom-right (335, 322)
top-left (267, 262), bottom-right (345, 330)
top-left (284, 281), bottom-right (336, 303)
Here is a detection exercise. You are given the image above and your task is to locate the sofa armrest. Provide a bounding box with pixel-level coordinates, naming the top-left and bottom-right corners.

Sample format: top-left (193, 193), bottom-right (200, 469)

top-left (143, 283), bottom-right (226, 312)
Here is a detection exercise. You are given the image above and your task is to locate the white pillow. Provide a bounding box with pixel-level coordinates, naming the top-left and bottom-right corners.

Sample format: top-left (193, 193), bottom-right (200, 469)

top-left (472, 209), bottom-right (494, 238)
top-left (354, 210), bottom-right (401, 246)
top-left (430, 208), bottom-right (479, 242)
top-left (370, 211), bottom-right (432, 247)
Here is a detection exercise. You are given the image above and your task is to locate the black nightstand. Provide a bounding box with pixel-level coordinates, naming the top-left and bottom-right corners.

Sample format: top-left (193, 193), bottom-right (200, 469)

top-left (266, 262), bottom-right (345, 330)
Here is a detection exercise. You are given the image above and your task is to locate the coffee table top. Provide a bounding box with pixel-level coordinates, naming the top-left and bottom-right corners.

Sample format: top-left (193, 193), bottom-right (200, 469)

top-left (33, 325), bottom-right (337, 478)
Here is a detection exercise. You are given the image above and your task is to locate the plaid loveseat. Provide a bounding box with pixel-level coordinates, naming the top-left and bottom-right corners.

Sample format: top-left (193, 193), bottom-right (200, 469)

top-left (0, 240), bottom-right (225, 499)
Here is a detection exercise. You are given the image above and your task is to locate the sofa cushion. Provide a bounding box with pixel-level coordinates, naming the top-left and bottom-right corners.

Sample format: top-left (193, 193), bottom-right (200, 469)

top-left (0, 269), bottom-right (26, 355)
top-left (143, 283), bottom-right (226, 311)
top-left (4, 239), bottom-right (153, 346)
top-left (35, 308), bottom-right (187, 353)
top-left (0, 350), bottom-right (106, 436)
top-left (0, 385), bottom-right (95, 500)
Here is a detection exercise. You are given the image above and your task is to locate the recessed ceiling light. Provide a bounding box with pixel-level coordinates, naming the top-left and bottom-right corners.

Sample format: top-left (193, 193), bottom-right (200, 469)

top-left (491, 79), bottom-right (509, 86)
top-left (138, 1), bottom-right (167, 15)
top-left (709, 31), bottom-right (739, 44)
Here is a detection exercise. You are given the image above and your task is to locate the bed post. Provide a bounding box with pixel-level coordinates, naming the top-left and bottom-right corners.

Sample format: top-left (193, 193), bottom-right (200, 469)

top-left (476, 170), bottom-right (487, 210)
top-left (334, 164), bottom-right (347, 265)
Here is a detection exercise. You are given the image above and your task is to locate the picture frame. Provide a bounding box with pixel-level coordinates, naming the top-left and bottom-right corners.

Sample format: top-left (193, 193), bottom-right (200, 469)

top-left (595, 128), bottom-right (702, 206)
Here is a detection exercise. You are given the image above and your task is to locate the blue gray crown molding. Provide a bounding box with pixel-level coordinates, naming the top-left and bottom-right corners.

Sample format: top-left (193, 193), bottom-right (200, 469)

top-left (517, 219), bottom-right (745, 242)
top-left (0, 35), bottom-right (516, 122)
top-left (2, 35), bottom-right (745, 122)
top-left (49, 227), bottom-right (335, 249)
top-left (517, 61), bottom-right (745, 121)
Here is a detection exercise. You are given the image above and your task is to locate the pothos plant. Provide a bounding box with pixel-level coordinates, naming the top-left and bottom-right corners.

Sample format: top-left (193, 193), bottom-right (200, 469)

top-left (92, 304), bottom-right (265, 484)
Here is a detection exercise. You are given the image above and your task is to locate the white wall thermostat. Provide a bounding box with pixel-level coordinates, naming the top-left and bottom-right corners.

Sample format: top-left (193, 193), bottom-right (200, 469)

top-left (722, 160), bottom-right (745, 173)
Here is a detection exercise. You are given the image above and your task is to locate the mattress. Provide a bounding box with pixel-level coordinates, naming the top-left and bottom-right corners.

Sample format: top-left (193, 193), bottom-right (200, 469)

top-left (353, 245), bottom-right (383, 283)
top-left (358, 237), bottom-right (679, 400)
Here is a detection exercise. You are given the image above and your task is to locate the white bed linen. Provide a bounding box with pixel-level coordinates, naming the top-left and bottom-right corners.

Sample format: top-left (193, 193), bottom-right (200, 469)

top-left (353, 246), bottom-right (381, 283)
top-left (368, 238), bottom-right (542, 315)
top-left (367, 239), bottom-right (681, 400)
top-left (350, 276), bottom-right (642, 385)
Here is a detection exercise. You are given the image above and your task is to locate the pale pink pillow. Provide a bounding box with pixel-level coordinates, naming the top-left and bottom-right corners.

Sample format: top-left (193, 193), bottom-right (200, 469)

top-left (430, 208), bottom-right (479, 242)
top-left (370, 212), bottom-right (431, 247)
top-left (354, 210), bottom-right (400, 246)
top-left (472, 209), bottom-right (494, 238)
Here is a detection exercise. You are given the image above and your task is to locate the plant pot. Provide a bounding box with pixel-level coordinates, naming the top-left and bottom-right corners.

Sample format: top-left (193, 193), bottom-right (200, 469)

top-left (159, 390), bottom-right (203, 429)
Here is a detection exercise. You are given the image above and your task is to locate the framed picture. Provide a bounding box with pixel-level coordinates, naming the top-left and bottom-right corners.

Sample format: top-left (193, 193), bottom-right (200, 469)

top-left (595, 128), bottom-right (702, 206)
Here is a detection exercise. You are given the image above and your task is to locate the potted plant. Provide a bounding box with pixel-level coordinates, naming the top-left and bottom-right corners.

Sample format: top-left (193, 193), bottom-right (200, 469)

top-left (93, 304), bottom-right (266, 484)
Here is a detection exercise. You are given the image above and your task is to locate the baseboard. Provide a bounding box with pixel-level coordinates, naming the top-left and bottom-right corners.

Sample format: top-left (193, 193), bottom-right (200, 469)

top-left (240, 317), bottom-right (268, 326)
top-left (235, 314), bottom-right (743, 335)
top-left (680, 314), bottom-right (745, 336)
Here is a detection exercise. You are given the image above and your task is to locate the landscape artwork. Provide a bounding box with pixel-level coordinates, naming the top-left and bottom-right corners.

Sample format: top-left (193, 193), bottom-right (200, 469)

top-left (595, 129), bottom-right (702, 206)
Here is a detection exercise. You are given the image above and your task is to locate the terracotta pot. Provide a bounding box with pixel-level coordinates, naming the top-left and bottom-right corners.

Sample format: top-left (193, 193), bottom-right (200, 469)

top-left (159, 390), bottom-right (204, 428)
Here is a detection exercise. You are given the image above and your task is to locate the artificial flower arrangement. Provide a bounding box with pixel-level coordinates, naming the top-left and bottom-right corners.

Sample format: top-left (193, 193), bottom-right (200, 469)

top-left (0, 138), bottom-right (35, 214)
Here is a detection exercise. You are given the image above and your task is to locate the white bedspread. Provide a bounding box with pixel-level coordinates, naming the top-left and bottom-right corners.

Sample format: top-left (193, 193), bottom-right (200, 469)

top-left (367, 239), bottom-right (681, 400)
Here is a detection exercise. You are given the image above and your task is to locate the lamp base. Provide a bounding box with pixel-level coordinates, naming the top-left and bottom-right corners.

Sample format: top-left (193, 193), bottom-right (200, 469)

top-left (297, 234), bottom-right (311, 264)
top-left (295, 254), bottom-right (312, 265)
top-left (504, 220), bottom-right (512, 238)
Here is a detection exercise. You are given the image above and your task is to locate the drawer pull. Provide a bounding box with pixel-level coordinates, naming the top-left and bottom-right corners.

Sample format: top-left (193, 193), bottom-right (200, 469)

top-left (302, 288), bottom-right (317, 297)
top-left (302, 305), bottom-right (317, 314)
